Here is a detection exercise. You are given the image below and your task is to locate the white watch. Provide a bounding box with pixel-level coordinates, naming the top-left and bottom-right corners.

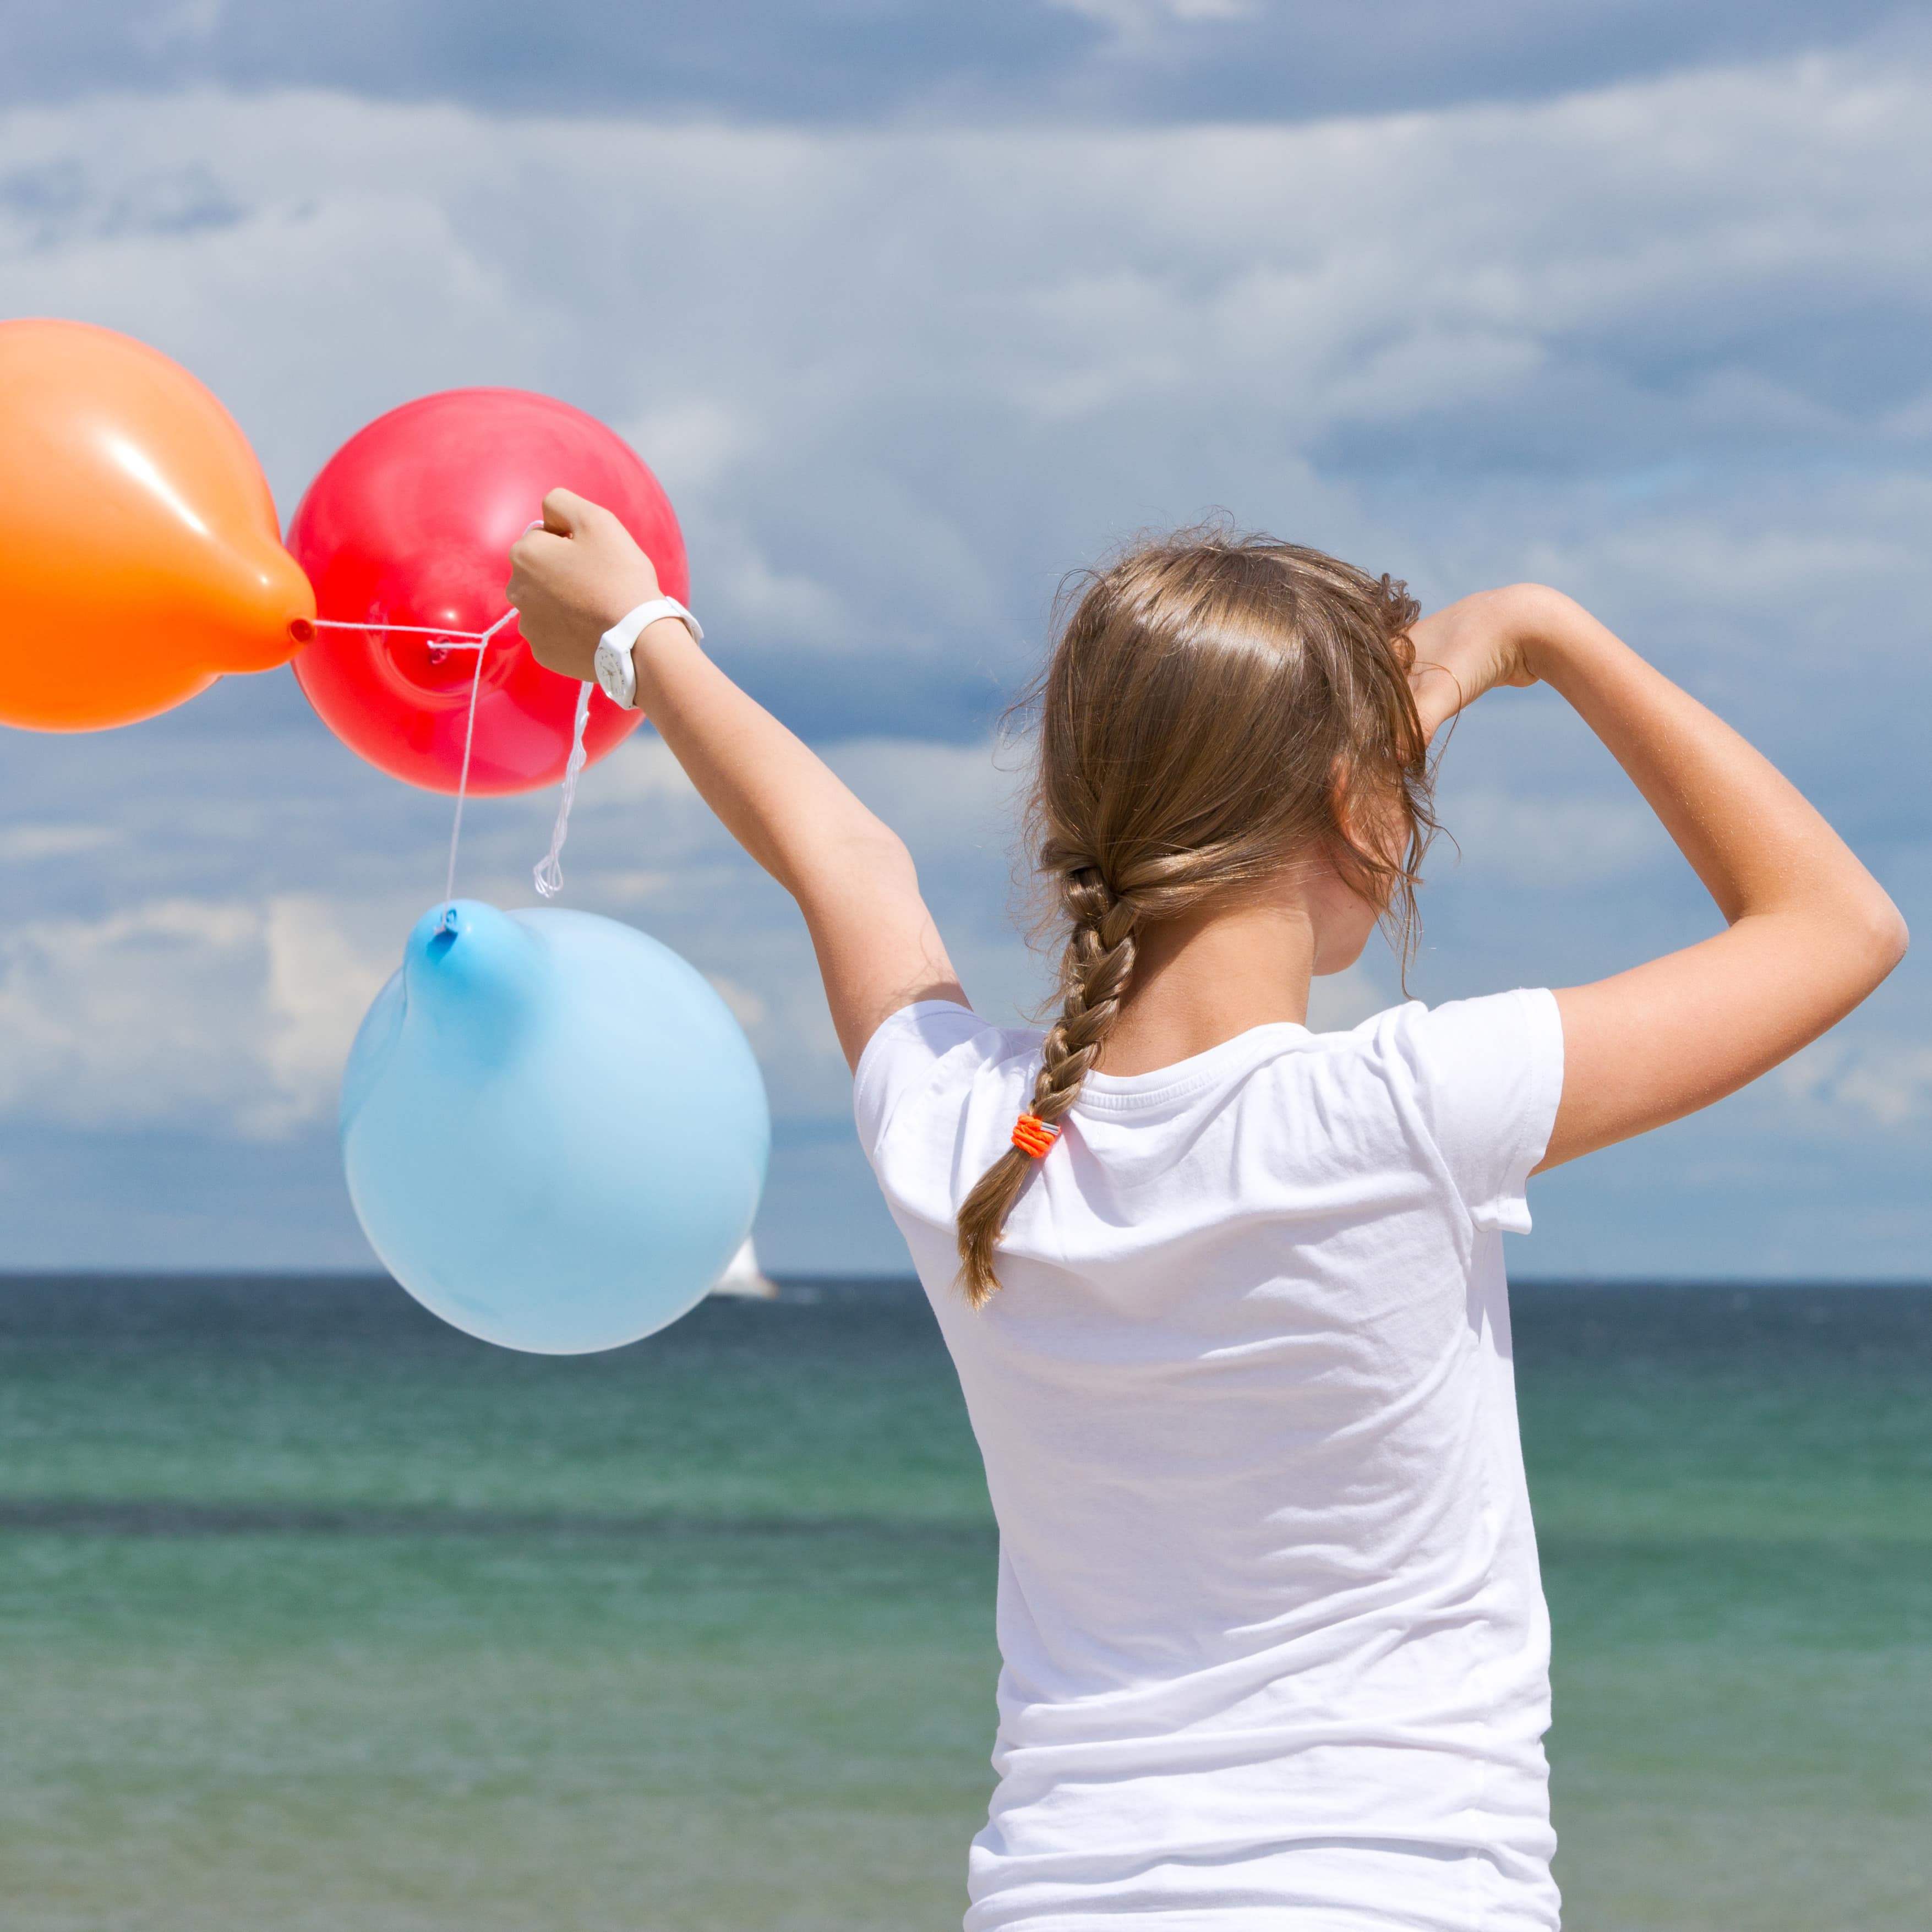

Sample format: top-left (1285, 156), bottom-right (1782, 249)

top-left (593, 597), bottom-right (703, 709)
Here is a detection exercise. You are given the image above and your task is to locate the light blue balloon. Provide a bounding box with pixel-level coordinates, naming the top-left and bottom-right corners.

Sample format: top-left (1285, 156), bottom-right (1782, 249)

top-left (341, 900), bottom-right (769, 1354)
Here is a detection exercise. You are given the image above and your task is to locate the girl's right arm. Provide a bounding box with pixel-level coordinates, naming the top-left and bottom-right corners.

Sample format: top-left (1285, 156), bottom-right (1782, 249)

top-left (1409, 585), bottom-right (1908, 1171)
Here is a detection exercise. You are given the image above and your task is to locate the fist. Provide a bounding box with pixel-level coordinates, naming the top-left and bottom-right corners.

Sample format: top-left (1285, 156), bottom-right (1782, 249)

top-left (506, 488), bottom-right (662, 681)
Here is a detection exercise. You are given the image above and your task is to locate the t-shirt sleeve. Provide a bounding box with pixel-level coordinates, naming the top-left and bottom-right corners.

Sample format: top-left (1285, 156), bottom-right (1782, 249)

top-left (1401, 987), bottom-right (1565, 1235)
top-left (852, 1000), bottom-right (991, 1165)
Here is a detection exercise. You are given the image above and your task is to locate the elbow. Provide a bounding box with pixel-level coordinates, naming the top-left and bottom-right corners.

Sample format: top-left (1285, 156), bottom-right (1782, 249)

top-left (1850, 891), bottom-right (1909, 991)
top-left (1878, 902), bottom-right (1910, 975)
top-left (861, 824), bottom-right (920, 889)
top-left (790, 821), bottom-right (918, 910)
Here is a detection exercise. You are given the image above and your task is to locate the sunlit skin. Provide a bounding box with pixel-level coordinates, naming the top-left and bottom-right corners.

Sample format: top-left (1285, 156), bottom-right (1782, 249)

top-left (508, 490), bottom-right (1906, 1180)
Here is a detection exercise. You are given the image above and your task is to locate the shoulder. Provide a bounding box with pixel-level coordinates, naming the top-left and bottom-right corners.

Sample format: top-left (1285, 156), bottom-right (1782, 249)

top-left (1369, 988), bottom-right (1566, 1232)
top-left (1371, 987), bottom-right (1564, 1091)
top-left (1342, 989), bottom-right (1562, 1138)
top-left (1232, 992), bottom-right (1562, 1236)
top-left (852, 1000), bottom-right (1041, 1160)
top-left (1368, 989), bottom-right (1561, 1066)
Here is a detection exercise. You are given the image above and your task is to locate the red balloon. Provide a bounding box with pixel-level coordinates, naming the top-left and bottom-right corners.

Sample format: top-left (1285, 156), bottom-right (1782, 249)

top-left (287, 388), bottom-right (689, 795)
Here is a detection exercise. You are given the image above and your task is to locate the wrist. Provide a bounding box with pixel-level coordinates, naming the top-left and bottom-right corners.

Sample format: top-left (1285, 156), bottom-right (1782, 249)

top-left (626, 614), bottom-right (701, 702)
top-left (594, 598), bottom-right (702, 710)
top-left (632, 611), bottom-right (699, 653)
top-left (595, 583), bottom-right (661, 635)
top-left (1499, 582), bottom-right (1588, 681)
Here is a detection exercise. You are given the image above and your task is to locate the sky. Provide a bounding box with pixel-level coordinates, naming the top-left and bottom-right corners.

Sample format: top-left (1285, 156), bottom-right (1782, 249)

top-left (0, 1), bottom-right (1926, 1279)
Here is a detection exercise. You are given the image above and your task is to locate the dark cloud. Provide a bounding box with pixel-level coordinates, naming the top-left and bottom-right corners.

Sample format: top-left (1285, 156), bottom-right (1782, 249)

top-left (0, 0), bottom-right (1923, 123)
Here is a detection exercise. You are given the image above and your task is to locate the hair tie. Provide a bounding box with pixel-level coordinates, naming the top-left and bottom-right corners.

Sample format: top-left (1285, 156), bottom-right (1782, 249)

top-left (1012, 1113), bottom-right (1060, 1159)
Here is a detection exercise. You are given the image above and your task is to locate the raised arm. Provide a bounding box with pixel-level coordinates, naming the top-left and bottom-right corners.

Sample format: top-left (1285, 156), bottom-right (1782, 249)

top-left (1409, 584), bottom-right (1908, 1170)
top-left (506, 490), bottom-right (965, 1067)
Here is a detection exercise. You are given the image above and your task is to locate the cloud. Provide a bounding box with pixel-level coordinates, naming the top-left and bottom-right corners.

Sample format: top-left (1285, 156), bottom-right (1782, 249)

top-left (1049, 0), bottom-right (1264, 35)
top-left (1776, 1033), bottom-right (1932, 1129)
top-left (0, 823), bottom-right (116, 861)
top-left (0, 893), bottom-right (391, 1139)
top-left (1, 54), bottom-right (1926, 756)
top-left (1433, 786), bottom-right (1668, 888)
top-left (1, 2), bottom-right (1922, 127)
top-left (0, 48), bottom-right (1925, 1270)
top-left (259, 895), bottom-right (395, 1122)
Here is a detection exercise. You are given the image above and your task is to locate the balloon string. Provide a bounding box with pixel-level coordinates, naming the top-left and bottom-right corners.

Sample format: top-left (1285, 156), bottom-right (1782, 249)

top-left (533, 683), bottom-right (594, 899)
top-left (440, 609), bottom-right (520, 912)
top-left (300, 603), bottom-right (583, 910)
top-left (303, 619), bottom-right (498, 645)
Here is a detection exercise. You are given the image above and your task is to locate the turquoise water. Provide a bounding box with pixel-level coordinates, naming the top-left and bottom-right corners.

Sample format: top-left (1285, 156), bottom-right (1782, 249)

top-left (0, 1277), bottom-right (1926, 1930)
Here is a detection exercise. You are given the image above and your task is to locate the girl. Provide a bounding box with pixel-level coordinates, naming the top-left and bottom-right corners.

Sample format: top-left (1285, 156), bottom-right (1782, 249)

top-left (508, 502), bottom-right (1904, 1931)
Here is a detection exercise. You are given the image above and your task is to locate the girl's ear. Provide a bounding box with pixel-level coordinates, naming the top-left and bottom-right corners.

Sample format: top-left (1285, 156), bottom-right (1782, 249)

top-left (1328, 758), bottom-right (1404, 889)
top-left (1327, 755), bottom-right (1361, 847)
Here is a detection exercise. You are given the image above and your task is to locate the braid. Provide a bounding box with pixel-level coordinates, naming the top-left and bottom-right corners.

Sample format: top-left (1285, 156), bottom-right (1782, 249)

top-left (954, 866), bottom-right (1138, 1306)
top-left (1032, 870), bottom-right (1137, 1123)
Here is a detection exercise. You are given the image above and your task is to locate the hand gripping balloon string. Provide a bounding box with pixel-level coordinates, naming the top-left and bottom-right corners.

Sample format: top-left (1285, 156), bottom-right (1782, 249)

top-left (532, 681), bottom-right (594, 899)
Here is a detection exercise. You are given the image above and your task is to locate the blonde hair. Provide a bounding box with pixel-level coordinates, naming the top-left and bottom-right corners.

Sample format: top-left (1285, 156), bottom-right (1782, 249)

top-left (956, 527), bottom-right (1435, 1305)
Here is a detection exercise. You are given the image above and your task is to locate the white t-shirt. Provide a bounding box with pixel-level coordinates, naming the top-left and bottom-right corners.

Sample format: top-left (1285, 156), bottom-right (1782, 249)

top-left (853, 991), bottom-right (1566, 1932)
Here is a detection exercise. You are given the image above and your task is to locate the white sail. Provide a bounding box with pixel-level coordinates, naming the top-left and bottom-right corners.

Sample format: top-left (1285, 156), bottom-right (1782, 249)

top-left (709, 1235), bottom-right (779, 1300)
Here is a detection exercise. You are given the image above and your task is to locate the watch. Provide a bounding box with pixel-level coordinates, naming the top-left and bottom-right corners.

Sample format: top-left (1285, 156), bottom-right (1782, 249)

top-left (593, 597), bottom-right (704, 709)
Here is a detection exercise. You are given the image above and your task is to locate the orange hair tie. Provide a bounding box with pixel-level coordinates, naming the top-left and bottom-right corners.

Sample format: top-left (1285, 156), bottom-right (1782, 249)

top-left (1012, 1112), bottom-right (1060, 1159)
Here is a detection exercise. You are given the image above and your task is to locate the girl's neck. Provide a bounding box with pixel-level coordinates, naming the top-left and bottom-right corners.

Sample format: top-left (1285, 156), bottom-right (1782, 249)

top-left (1098, 895), bottom-right (1316, 1077)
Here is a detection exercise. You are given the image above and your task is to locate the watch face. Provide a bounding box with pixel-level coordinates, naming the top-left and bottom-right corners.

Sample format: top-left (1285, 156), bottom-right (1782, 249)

top-left (593, 642), bottom-right (618, 695)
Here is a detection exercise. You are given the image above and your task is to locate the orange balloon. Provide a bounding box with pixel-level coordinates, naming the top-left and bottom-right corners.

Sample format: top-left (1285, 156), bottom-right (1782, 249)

top-left (0, 319), bottom-right (315, 730)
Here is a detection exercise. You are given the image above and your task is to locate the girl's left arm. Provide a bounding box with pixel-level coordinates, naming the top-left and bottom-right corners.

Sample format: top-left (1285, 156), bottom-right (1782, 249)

top-left (507, 489), bottom-right (966, 1068)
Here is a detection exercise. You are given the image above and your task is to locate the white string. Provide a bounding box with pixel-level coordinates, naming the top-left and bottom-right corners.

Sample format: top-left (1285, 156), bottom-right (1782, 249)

top-left (304, 619), bottom-right (494, 646)
top-left (303, 591), bottom-right (587, 912)
top-left (440, 609), bottom-right (520, 910)
top-left (296, 608), bottom-right (521, 918)
top-left (532, 681), bottom-right (594, 899)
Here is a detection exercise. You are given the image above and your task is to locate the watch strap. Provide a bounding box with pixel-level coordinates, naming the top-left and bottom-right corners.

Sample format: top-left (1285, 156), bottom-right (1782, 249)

top-left (596, 597), bottom-right (703, 710)
top-left (605, 596), bottom-right (703, 651)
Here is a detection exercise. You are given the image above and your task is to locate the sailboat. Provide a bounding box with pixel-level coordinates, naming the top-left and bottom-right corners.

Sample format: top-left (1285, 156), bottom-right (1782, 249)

top-left (709, 1235), bottom-right (779, 1300)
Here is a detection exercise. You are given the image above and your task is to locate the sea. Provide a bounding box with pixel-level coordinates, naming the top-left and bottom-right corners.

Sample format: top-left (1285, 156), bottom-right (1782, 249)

top-left (0, 1274), bottom-right (1926, 1932)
